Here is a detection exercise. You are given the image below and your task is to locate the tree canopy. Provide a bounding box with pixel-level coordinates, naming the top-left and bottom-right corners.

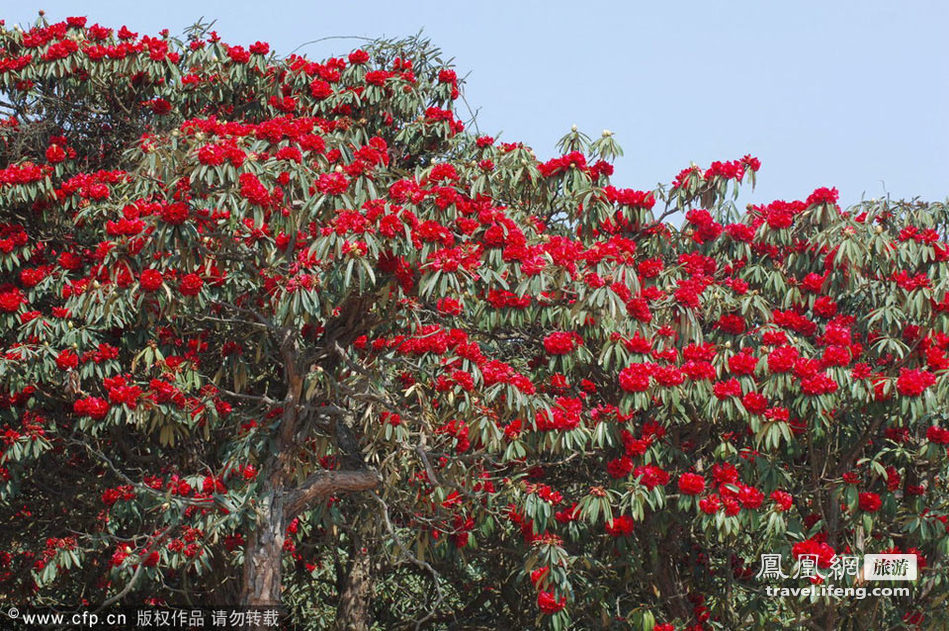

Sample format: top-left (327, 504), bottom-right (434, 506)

top-left (1, 14), bottom-right (948, 631)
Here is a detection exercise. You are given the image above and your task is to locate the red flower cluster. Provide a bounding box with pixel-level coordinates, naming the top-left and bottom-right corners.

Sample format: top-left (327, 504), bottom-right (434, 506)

top-left (896, 369), bottom-right (936, 396)
top-left (238, 172), bottom-right (270, 206)
top-left (603, 186), bottom-right (655, 209)
top-left (791, 537), bottom-right (835, 568)
top-left (685, 209), bottom-right (723, 244)
top-left (678, 473), bottom-right (706, 496)
top-left (73, 396), bottom-right (110, 419)
top-left (858, 492), bottom-right (882, 512)
top-left (618, 363), bottom-right (652, 392)
top-left (316, 172), bottom-right (349, 195)
top-left (179, 273), bottom-right (204, 297)
top-left (537, 590), bottom-right (566, 614)
top-left (604, 515), bottom-right (634, 537)
top-left (926, 426), bottom-right (949, 444)
top-left (805, 187), bottom-right (839, 207)
top-left (543, 331), bottom-right (583, 355)
top-left (140, 269), bottom-right (164, 291)
top-left (770, 490), bottom-right (793, 511)
top-left (0, 287), bottom-right (24, 312)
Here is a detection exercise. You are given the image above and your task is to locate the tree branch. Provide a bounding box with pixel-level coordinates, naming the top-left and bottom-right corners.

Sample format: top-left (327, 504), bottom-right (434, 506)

top-left (283, 469), bottom-right (381, 518)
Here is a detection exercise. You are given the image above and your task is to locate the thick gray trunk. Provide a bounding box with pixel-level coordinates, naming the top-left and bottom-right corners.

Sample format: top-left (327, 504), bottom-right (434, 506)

top-left (336, 537), bottom-right (373, 631)
top-left (240, 488), bottom-right (286, 606)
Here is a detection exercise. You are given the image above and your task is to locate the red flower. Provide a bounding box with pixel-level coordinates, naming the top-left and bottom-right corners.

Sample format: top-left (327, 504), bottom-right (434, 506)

top-left (46, 144), bottom-right (67, 164)
top-left (800, 373), bottom-right (838, 396)
top-left (926, 426), bottom-right (949, 445)
top-left (543, 332), bottom-right (581, 355)
top-left (140, 269), bottom-right (164, 292)
top-left (678, 473), bottom-right (706, 496)
top-left (621, 431), bottom-right (651, 457)
top-left (364, 70), bottom-right (393, 86)
top-left (770, 490), bottom-right (793, 511)
top-left (56, 349), bottom-right (79, 371)
top-left (436, 297), bottom-right (462, 315)
top-left (738, 484), bottom-right (764, 509)
top-left (716, 313), bottom-right (746, 334)
top-left (605, 515), bottom-right (634, 537)
top-left (858, 492), bottom-right (882, 512)
top-left (74, 397), bottom-right (109, 420)
top-left (813, 296), bottom-right (837, 317)
top-left (537, 590), bottom-right (566, 614)
top-left (102, 485), bottom-right (134, 506)
top-left (451, 370), bottom-right (474, 391)
top-left (316, 172), bottom-right (349, 195)
top-left (348, 49), bottom-right (369, 64)
top-left (19, 267), bottom-right (47, 287)
top-left (179, 273), bottom-right (204, 297)
top-left (309, 79), bottom-right (333, 99)
top-left (653, 365), bottom-right (684, 387)
top-left (713, 379), bottom-right (742, 399)
top-left (728, 350), bottom-right (758, 375)
top-left (437, 69), bottom-right (457, 84)
top-left (699, 494), bottom-right (720, 514)
top-left (885, 466), bottom-right (901, 492)
top-left (0, 287), bottom-right (24, 312)
top-left (619, 364), bottom-right (652, 392)
top-left (146, 98), bottom-right (171, 115)
top-left (275, 146), bottom-right (302, 163)
top-left (634, 465), bottom-right (669, 489)
top-left (791, 537), bottom-right (835, 568)
top-left (806, 187), bottom-right (839, 207)
top-left (108, 383), bottom-right (142, 409)
top-left (530, 565), bottom-right (549, 586)
top-left (742, 391), bottom-right (768, 414)
top-left (896, 369), bottom-right (936, 397)
top-left (160, 202), bottom-right (189, 225)
top-left (606, 456), bottom-right (633, 479)
top-left (226, 45), bottom-right (250, 64)
top-left (555, 503), bottom-right (580, 523)
top-left (800, 272), bottom-right (826, 293)
top-left (603, 186), bottom-right (655, 209)
top-left (239, 173), bottom-right (270, 206)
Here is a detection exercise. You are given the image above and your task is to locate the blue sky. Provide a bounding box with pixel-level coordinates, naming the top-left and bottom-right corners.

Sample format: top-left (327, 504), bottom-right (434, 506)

top-left (5, 1), bottom-right (947, 207)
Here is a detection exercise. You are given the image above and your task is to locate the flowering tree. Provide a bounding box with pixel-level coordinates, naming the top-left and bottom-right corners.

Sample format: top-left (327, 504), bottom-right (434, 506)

top-left (1, 14), bottom-right (948, 631)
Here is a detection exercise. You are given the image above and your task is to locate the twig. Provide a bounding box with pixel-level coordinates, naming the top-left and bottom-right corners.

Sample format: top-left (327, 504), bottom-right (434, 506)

top-left (369, 492), bottom-right (444, 631)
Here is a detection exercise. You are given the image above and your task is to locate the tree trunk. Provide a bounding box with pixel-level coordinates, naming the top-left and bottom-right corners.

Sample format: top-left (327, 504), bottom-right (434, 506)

top-left (240, 487), bottom-right (286, 606)
top-left (655, 523), bottom-right (690, 621)
top-left (336, 535), bottom-right (373, 631)
top-left (239, 344), bottom-right (300, 608)
top-left (238, 342), bottom-right (380, 609)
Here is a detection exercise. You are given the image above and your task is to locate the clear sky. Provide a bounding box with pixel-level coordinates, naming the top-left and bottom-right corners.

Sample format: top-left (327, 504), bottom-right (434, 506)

top-left (5, 1), bottom-right (947, 208)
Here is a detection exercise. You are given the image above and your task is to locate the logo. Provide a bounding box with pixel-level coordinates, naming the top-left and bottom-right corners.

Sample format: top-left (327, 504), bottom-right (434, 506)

top-left (862, 554), bottom-right (917, 581)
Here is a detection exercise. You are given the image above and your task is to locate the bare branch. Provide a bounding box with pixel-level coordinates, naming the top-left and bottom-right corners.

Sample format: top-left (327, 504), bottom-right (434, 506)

top-left (283, 469), bottom-right (381, 518)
